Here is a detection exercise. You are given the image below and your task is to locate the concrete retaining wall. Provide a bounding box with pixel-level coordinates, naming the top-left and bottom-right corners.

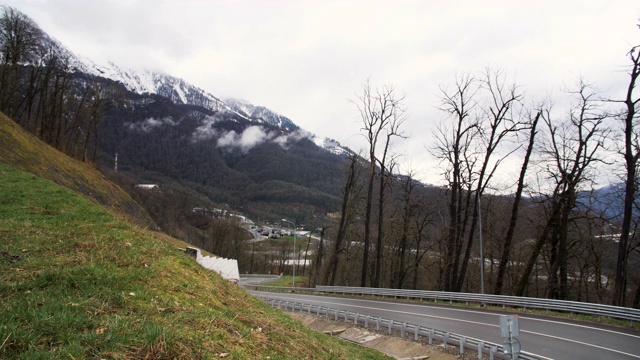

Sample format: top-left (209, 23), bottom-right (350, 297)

top-left (186, 247), bottom-right (240, 281)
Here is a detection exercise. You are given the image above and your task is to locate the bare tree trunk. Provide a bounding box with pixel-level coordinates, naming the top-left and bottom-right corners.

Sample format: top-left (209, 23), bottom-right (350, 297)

top-left (455, 69), bottom-right (525, 292)
top-left (353, 82), bottom-right (406, 287)
top-left (515, 208), bottom-right (557, 296)
top-left (325, 154), bottom-right (360, 286)
top-left (494, 111), bottom-right (540, 294)
top-left (311, 226), bottom-right (328, 287)
top-left (432, 74), bottom-right (479, 291)
top-left (516, 83), bottom-right (606, 298)
top-left (613, 45), bottom-right (640, 306)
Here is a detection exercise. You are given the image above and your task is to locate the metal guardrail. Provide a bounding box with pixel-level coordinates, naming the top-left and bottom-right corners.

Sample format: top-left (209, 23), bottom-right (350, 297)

top-left (260, 296), bottom-right (548, 360)
top-left (240, 274), bottom-right (281, 279)
top-left (247, 284), bottom-right (640, 325)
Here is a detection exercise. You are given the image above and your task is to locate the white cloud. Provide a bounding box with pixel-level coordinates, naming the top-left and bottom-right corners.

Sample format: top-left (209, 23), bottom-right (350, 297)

top-left (214, 126), bottom-right (313, 153)
top-left (191, 115), bottom-right (221, 142)
top-left (216, 126), bottom-right (272, 153)
top-left (126, 116), bottom-right (177, 132)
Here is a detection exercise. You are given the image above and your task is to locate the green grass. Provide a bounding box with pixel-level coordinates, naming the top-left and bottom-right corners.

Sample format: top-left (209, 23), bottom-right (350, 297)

top-left (0, 112), bottom-right (155, 228)
top-left (261, 276), bottom-right (309, 288)
top-left (0, 162), bottom-right (390, 359)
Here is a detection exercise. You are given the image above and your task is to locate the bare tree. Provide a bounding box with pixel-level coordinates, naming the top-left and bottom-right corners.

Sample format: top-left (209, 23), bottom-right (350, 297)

top-left (324, 153), bottom-right (364, 285)
top-left (516, 81), bottom-right (608, 299)
top-left (431, 73), bottom-right (479, 291)
top-left (611, 37), bottom-right (640, 306)
top-left (353, 81), bottom-right (406, 287)
top-left (310, 226), bottom-right (329, 287)
top-left (494, 110), bottom-right (541, 294)
top-left (412, 203), bottom-right (438, 290)
top-left (394, 172), bottom-right (419, 288)
top-left (0, 6), bottom-right (42, 117)
top-left (454, 69), bottom-right (526, 292)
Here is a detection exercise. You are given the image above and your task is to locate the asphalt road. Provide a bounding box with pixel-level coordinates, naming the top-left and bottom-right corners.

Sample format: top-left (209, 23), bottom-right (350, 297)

top-left (250, 290), bottom-right (640, 360)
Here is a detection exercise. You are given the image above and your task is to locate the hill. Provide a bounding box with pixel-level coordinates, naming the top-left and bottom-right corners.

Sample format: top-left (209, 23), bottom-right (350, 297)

top-left (96, 87), bottom-right (346, 224)
top-left (0, 111), bottom-right (156, 229)
top-left (0, 112), bottom-right (388, 358)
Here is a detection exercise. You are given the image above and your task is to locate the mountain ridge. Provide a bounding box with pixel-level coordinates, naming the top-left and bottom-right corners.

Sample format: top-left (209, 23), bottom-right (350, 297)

top-left (53, 35), bottom-right (353, 157)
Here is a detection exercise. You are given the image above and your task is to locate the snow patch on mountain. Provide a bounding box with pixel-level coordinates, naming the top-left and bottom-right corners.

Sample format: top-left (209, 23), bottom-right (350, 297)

top-left (225, 98), bottom-right (299, 131)
top-left (56, 43), bottom-right (246, 118)
top-left (313, 136), bottom-right (353, 157)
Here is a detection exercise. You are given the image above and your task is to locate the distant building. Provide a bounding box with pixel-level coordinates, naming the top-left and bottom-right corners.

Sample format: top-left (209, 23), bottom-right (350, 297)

top-left (134, 184), bottom-right (160, 191)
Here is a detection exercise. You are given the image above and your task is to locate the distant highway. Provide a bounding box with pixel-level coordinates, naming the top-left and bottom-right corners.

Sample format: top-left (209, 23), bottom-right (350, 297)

top-left (250, 290), bottom-right (640, 360)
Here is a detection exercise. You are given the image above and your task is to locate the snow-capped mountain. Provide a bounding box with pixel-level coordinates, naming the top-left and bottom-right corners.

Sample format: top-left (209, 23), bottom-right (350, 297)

top-left (75, 59), bottom-right (235, 114)
top-left (40, 35), bottom-right (238, 117)
top-left (313, 136), bottom-right (354, 157)
top-left (225, 98), bottom-right (299, 131)
top-left (41, 27), bottom-right (351, 157)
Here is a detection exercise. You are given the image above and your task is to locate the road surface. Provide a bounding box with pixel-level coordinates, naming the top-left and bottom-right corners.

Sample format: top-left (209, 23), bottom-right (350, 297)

top-left (250, 290), bottom-right (640, 360)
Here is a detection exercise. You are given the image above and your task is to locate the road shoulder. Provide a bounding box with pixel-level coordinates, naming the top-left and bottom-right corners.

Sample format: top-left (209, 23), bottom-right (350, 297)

top-left (289, 312), bottom-right (459, 360)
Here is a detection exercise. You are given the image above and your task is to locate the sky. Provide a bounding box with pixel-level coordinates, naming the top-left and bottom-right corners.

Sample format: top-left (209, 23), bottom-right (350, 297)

top-left (4, 0), bottom-right (640, 187)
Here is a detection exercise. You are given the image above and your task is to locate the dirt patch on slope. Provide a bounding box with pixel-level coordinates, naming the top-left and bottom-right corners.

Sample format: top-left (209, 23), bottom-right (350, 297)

top-left (290, 313), bottom-right (459, 359)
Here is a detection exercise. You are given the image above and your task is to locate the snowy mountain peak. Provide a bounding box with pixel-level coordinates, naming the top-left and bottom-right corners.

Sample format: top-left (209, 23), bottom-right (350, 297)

top-left (76, 59), bottom-right (235, 114)
top-left (38, 23), bottom-right (323, 142)
top-left (225, 98), bottom-right (299, 131)
top-left (313, 136), bottom-right (354, 157)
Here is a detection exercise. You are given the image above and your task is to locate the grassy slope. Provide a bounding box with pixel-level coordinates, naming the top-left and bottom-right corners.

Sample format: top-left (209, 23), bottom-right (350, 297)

top-left (0, 112), bottom-right (155, 229)
top-left (0, 115), bottom-right (389, 359)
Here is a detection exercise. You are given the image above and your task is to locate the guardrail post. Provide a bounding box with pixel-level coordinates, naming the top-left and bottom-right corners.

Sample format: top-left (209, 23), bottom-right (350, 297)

top-left (459, 336), bottom-right (466, 354)
top-left (365, 315), bottom-right (369, 328)
top-left (414, 325), bottom-right (419, 341)
top-left (477, 341), bottom-right (484, 359)
top-left (443, 332), bottom-right (449, 349)
top-left (376, 317), bottom-right (381, 331)
top-left (401, 322), bottom-right (406, 338)
top-left (388, 320), bottom-right (392, 334)
top-left (355, 313), bottom-right (359, 325)
top-left (344, 311), bottom-right (348, 322)
top-left (489, 346), bottom-right (497, 360)
top-left (428, 329), bottom-right (434, 344)
top-left (334, 309), bottom-right (338, 321)
top-left (307, 304), bottom-right (311, 314)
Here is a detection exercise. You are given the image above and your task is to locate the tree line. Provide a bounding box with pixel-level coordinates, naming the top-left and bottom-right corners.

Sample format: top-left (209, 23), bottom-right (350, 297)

top-left (0, 6), bottom-right (117, 162)
top-left (308, 28), bottom-right (639, 307)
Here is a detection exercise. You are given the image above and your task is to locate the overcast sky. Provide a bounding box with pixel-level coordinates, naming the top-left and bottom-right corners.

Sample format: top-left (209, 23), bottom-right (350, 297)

top-left (5, 0), bottom-right (640, 186)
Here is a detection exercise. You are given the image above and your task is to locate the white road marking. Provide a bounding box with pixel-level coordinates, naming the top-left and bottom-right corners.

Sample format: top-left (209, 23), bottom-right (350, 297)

top-left (521, 329), bottom-right (640, 359)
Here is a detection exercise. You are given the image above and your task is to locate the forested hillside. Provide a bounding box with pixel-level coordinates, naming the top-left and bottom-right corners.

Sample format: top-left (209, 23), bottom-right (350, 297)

top-left (96, 88), bottom-right (346, 222)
